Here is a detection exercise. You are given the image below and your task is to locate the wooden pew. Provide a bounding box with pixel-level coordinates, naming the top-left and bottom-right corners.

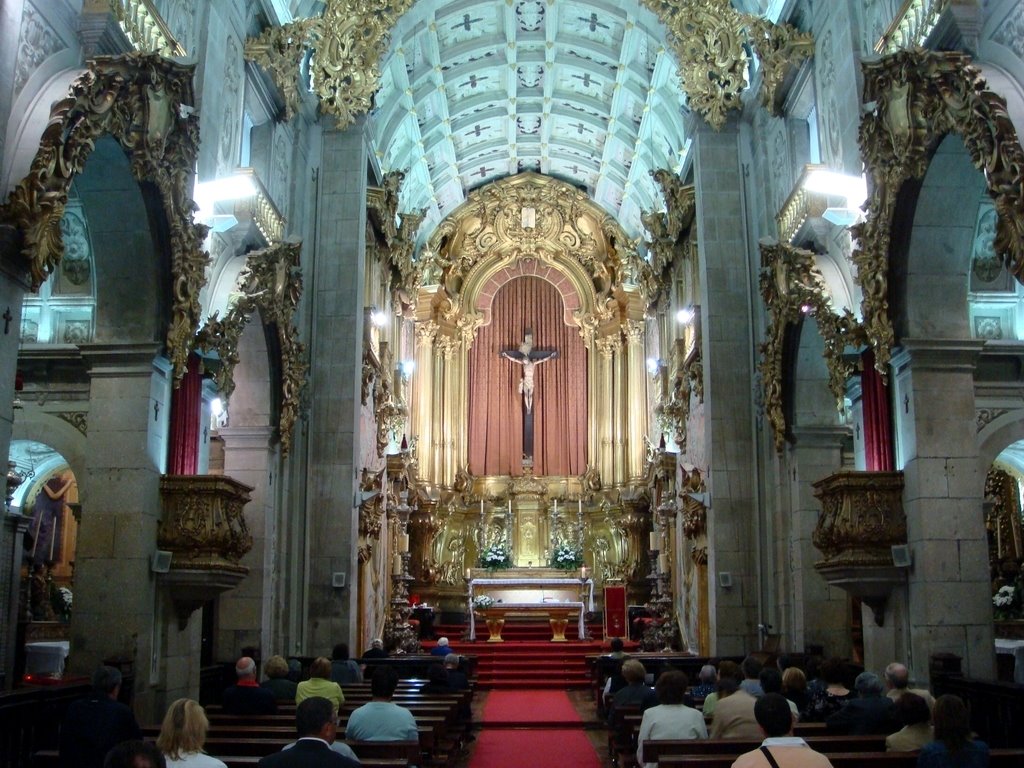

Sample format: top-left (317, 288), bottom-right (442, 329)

top-left (641, 734), bottom-right (886, 763)
top-left (346, 740), bottom-right (420, 767)
top-left (657, 749), bottom-right (1024, 768)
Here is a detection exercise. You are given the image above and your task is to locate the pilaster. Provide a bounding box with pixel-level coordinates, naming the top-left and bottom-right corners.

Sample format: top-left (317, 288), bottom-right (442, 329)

top-left (75, 343), bottom-right (163, 720)
top-left (305, 123), bottom-right (368, 654)
top-left (692, 119), bottom-right (759, 654)
top-left (894, 339), bottom-right (994, 681)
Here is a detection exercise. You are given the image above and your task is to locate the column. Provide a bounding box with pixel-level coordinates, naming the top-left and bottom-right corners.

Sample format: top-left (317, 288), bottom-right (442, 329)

top-left (623, 320), bottom-right (647, 482)
top-left (895, 340), bottom-right (994, 680)
top-left (75, 343), bottom-right (165, 720)
top-left (305, 124), bottom-right (368, 653)
top-left (412, 322), bottom-right (437, 481)
top-left (596, 337), bottom-right (617, 484)
top-left (216, 426), bottom-right (273, 656)
top-left (692, 120), bottom-right (759, 655)
top-left (785, 427), bottom-right (853, 657)
top-left (0, 252), bottom-right (27, 690)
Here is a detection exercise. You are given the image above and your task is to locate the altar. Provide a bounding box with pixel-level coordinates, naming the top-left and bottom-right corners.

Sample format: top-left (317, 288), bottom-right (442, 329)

top-left (468, 569), bottom-right (595, 641)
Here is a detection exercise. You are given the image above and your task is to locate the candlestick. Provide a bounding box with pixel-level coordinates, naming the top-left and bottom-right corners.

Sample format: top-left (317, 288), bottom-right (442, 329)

top-left (553, 499), bottom-right (557, 515)
top-left (392, 553), bottom-right (402, 576)
top-left (578, 499), bottom-right (582, 516)
top-left (465, 568), bottom-right (472, 581)
top-left (399, 533), bottom-right (409, 553)
top-left (658, 553), bottom-right (669, 573)
top-left (508, 498), bottom-right (512, 516)
top-left (649, 532), bottom-right (658, 550)
top-left (480, 498), bottom-right (484, 516)
top-left (580, 566), bottom-right (588, 580)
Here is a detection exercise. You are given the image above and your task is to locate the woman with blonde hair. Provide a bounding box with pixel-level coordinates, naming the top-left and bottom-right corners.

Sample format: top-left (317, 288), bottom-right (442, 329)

top-left (156, 698), bottom-right (226, 768)
top-left (295, 656), bottom-right (345, 710)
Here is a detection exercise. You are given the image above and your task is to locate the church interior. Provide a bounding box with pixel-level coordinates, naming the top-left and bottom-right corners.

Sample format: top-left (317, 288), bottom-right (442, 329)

top-left (1, 0), bottom-right (1024, 764)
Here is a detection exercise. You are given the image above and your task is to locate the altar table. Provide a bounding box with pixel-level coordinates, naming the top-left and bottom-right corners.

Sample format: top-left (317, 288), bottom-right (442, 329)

top-left (475, 603), bottom-right (584, 642)
top-left (468, 577), bottom-right (594, 641)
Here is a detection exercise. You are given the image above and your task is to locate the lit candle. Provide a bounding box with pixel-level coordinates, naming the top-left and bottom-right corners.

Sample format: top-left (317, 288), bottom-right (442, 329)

top-left (649, 532), bottom-right (658, 551)
top-left (392, 554), bottom-right (402, 576)
top-left (658, 554), bottom-right (670, 573)
top-left (399, 533), bottom-right (409, 553)
top-left (508, 498), bottom-right (512, 516)
top-left (465, 568), bottom-right (472, 581)
top-left (480, 498), bottom-right (484, 516)
top-left (580, 566), bottom-right (588, 580)
top-left (553, 499), bottom-right (557, 515)
top-left (578, 499), bottom-right (582, 516)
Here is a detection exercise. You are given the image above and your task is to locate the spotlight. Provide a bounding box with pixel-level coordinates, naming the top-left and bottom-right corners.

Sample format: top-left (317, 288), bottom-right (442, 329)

top-left (676, 307), bottom-right (695, 325)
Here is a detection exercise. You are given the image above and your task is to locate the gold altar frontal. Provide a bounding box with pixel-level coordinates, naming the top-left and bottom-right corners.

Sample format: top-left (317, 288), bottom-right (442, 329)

top-left (475, 605), bottom-right (577, 642)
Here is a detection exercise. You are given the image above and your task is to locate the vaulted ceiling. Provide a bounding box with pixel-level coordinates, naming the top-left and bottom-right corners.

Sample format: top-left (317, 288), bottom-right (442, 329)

top-left (369, 0), bottom-right (690, 244)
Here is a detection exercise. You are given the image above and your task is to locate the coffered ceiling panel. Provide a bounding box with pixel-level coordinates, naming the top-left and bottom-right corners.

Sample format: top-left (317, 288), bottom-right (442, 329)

top-left (370, 0), bottom-right (689, 244)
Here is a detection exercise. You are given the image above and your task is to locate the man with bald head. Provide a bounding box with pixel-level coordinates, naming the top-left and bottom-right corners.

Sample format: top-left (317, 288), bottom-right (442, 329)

top-left (223, 656), bottom-right (278, 715)
top-left (884, 662), bottom-right (934, 710)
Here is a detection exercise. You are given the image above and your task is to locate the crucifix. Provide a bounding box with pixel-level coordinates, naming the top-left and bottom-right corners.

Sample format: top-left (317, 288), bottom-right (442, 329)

top-left (501, 330), bottom-right (558, 462)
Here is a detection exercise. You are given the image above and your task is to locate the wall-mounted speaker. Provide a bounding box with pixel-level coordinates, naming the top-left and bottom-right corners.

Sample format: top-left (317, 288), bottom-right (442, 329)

top-left (151, 550), bottom-right (172, 574)
top-left (332, 572), bottom-right (347, 589)
top-left (718, 571), bottom-right (733, 588)
top-left (891, 544), bottom-right (912, 568)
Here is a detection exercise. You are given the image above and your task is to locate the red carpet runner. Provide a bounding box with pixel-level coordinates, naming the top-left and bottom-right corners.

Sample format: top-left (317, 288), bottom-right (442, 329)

top-left (469, 690), bottom-right (603, 768)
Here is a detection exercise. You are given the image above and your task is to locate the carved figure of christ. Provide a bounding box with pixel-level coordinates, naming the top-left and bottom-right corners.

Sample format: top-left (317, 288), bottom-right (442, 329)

top-left (501, 331), bottom-right (558, 461)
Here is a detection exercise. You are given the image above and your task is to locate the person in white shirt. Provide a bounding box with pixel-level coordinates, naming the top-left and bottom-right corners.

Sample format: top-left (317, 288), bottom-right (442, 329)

top-left (731, 693), bottom-right (834, 768)
top-left (156, 698), bottom-right (228, 768)
top-left (637, 670), bottom-right (707, 768)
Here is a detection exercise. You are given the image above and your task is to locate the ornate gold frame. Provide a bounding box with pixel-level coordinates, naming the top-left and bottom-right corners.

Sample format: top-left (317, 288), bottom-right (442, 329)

top-left (0, 53), bottom-right (208, 382)
top-left (758, 242), bottom-right (865, 451)
top-left (853, 49), bottom-right (1024, 374)
top-left (195, 241), bottom-right (308, 456)
top-left (244, 1), bottom-right (811, 131)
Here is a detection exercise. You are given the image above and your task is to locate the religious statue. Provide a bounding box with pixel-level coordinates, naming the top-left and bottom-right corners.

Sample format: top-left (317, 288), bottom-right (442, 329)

top-left (500, 330), bottom-right (558, 415)
top-left (29, 474), bottom-right (73, 567)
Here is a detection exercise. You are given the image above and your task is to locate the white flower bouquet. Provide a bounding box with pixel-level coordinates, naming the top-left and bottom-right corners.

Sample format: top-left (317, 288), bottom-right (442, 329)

top-left (479, 543), bottom-right (510, 570)
top-left (551, 542), bottom-right (582, 570)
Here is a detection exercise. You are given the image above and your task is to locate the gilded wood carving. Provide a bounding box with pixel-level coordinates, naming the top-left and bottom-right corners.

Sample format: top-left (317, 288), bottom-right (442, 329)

top-left (854, 49), bottom-right (1024, 374)
top-left (195, 241), bottom-right (308, 456)
top-left (0, 53), bottom-right (208, 382)
top-left (759, 242), bottom-right (866, 451)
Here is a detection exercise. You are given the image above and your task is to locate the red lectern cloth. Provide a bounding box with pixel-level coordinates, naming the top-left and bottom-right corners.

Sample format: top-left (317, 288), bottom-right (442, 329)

top-left (604, 585), bottom-right (627, 639)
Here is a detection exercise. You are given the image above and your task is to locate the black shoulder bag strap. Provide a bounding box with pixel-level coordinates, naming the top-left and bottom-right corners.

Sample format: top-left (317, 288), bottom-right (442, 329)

top-left (759, 746), bottom-right (783, 768)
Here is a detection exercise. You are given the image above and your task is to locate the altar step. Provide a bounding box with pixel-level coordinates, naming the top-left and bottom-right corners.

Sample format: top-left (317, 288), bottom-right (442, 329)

top-left (427, 623), bottom-right (610, 688)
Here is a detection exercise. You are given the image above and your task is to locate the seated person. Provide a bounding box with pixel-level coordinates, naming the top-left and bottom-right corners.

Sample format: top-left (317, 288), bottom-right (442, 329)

top-left (885, 692), bottom-right (933, 752)
top-left (731, 693), bottom-right (834, 767)
top-left (421, 664), bottom-right (451, 695)
top-left (444, 653), bottom-right (470, 690)
top-left (759, 667), bottom-right (798, 719)
top-left (362, 639), bottom-right (387, 659)
top-left (636, 670), bottom-right (706, 768)
top-left (917, 695), bottom-right (989, 768)
top-left (710, 675), bottom-right (760, 740)
top-left (60, 666), bottom-right (143, 768)
top-left (701, 659), bottom-right (739, 722)
top-left (430, 636), bottom-right (452, 657)
top-left (330, 643), bottom-right (363, 686)
top-left (223, 657), bottom-right (278, 715)
top-left (825, 672), bottom-right (896, 735)
top-left (103, 741), bottom-right (167, 768)
top-left (156, 698), bottom-right (227, 768)
top-left (258, 696), bottom-right (360, 768)
top-left (691, 664), bottom-right (717, 699)
top-left (296, 656), bottom-right (344, 711)
top-left (261, 655), bottom-right (298, 701)
top-left (608, 659), bottom-right (657, 725)
top-left (345, 666), bottom-right (419, 742)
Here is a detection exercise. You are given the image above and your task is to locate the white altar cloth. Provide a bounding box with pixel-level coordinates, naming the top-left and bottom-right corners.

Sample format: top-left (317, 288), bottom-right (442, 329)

top-left (995, 638), bottom-right (1024, 684)
top-left (468, 578), bottom-right (594, 641)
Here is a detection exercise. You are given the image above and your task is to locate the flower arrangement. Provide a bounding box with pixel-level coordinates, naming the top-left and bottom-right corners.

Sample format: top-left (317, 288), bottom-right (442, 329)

top-left (551, 542), bottom-right (582, 570)
top-left (473, 595), bottom-right (496, 610)
top-left (50, 584), bottom-right (72, 621)
top-left (479, 543), bottom-right (510, 570)
top-left (993, 578), bottom-right (1023, 621)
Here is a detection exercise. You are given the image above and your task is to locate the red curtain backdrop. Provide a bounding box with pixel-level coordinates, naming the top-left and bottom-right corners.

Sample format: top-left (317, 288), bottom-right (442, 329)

top-left (467, 276), bottom-right (587, 476)
top-left (168, 353), bottom-right (202, 475)
top-left (861, 348), bottom-right (894, 472)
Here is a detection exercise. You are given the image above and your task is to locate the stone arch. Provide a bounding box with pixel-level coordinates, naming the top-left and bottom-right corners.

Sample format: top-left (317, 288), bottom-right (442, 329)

top-left (852, 49), bottom-right (1024, 373)
top-left (0, 53), bottom-right (208, 381)
top-left (472, 259), bottom-right (585, 331)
